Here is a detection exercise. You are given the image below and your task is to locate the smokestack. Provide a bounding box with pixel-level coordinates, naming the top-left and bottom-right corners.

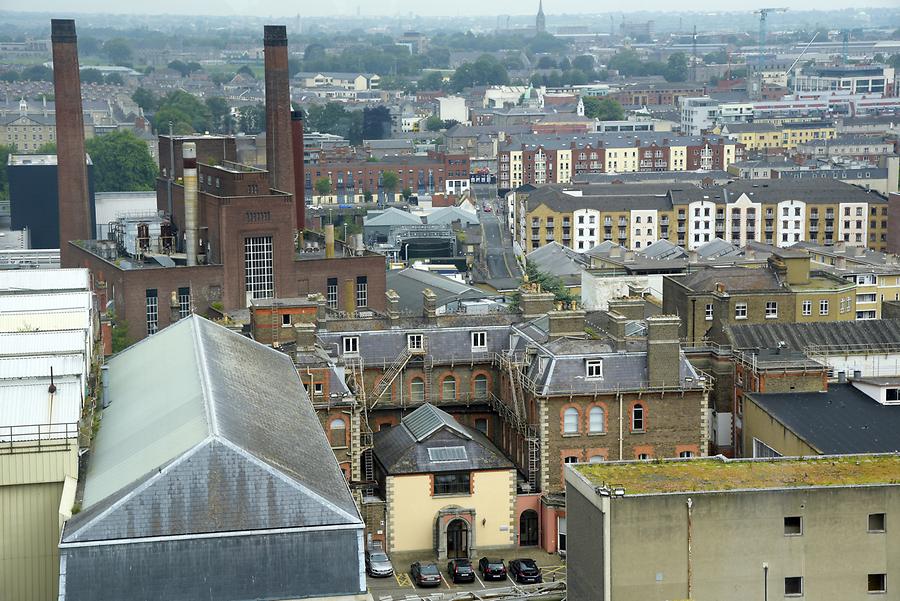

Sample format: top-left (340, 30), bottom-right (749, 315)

top-left (264, 25), bottom-right (294, 195)
top-left (291, 110), bottom-right (306, 233)
top-left (183, 142), bottom-right (199, 266)
top-left (51, 19), bottom-right (92, 265)
top-left (325, 223), bottom-right (335, 259)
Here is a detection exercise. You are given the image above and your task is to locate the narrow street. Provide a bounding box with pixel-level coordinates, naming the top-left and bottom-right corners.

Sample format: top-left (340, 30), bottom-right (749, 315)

top-left (472, 184), bottom-right (521, 288)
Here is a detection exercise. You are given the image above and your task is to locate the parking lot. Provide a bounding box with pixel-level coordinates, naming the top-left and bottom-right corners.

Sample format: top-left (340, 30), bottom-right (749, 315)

top-left (366, 551), bottom-right (565, 599)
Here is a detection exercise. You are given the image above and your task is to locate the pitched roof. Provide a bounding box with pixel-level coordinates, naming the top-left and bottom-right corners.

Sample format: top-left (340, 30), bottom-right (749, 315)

top-left (62, 316), bottom-right (360, 544)
top-left (425, 205), bottom-right (479, 226)
top-left (526, 241), bottom-right (587, 280)
top-left (363, 207), bottom-right (423, 227)
top-left (748, 383), bottom-right (900, 454)
top-left (373, 404), bottom-right (512, 475)
top-left (385, 268), bottom-right (490, 313)
top-left (726, 319), bottom-right (900, 351)
top-left (676, 266), bottom-right (782, 293)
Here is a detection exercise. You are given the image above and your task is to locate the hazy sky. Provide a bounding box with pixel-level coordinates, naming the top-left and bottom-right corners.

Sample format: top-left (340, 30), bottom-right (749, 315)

top-left (21, 0), bottom-right (898, 17)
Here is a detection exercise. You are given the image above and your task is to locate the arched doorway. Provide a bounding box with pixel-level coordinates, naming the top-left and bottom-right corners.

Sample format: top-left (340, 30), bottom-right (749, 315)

top-left (446, 519), bottom-right (469, 558)
top-left (519, 510), bottom-right (539, 546)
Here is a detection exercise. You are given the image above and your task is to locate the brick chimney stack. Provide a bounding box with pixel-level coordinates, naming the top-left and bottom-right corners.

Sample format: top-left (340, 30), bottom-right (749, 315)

top-left (263, 25), bottom-right (294, 195)
top-left (51, 19), bottom-right (92, 265)
top-left (291, 110), bottom-right (306, 232)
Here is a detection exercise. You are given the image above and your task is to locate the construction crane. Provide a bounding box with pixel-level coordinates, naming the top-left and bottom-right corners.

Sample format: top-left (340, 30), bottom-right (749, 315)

top-left (753, 7), bottom-right (788, 64)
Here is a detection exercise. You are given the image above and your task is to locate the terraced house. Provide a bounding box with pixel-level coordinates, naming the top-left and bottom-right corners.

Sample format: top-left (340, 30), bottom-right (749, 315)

top-left (511, 179), bottom-right (889, 253)
top-left (497, 133), bottom-right (743, 191)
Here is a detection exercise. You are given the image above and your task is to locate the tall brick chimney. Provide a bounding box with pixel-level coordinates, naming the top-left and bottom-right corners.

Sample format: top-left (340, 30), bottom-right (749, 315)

top-left (51, 19), bottom-right (91, 265)
top-left (291, 110), bottom-right (306, 233)
top-left (264, 25), bottom-right (294, 195)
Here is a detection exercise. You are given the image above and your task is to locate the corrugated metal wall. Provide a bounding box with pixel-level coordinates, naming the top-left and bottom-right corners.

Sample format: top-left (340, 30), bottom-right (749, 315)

top-left (1, 446), bottom-right (78, 601)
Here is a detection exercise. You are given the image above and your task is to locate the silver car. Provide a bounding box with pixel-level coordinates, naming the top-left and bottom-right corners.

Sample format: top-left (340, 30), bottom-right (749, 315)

top-left (366, 549), bottom-right (394, 577)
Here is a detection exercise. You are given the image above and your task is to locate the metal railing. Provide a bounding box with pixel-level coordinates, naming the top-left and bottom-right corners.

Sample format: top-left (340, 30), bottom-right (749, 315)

top-left (0, 423), bottom-right (78, 454)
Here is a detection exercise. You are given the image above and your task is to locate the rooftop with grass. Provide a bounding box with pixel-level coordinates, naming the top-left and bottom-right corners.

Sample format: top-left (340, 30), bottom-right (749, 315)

top-left (571, 453), bottom-right (900, 496)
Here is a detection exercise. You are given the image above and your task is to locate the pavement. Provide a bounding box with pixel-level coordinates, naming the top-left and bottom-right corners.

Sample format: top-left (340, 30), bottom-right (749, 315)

top-left (366, 547), bottom-right (565, 599)
top-left (470, 184), bottom-right (521, 289)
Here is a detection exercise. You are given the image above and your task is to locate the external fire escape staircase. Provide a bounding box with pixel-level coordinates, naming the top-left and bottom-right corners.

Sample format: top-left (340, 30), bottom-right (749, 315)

top-left (494, 342), bottom-right (541, 493)
top-left (346, 355), bottom-right (375, 496)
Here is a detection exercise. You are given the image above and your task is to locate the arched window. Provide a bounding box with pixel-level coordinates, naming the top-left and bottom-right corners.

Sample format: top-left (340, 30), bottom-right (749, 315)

top-left (589, 406), bottom-right (605, 433)
top-left (563, 455), bottom-right (579, 464)
top-left (473, 374), bottom-right (488, 399)
top-left (632, 404), bottom-right (645, 432)
top-left (329, 418), bottom-right (346, 447)
top-left (563, 407), bottom-right (579, 434)
top-left (441, 376), bottom-right (457, 400)
top-left (410, 377), bottom-right (425, 402)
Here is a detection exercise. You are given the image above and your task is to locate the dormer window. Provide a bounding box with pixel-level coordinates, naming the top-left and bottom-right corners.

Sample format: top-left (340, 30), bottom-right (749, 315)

top-left (408, 334), bottom-right (424, 350)
top-left (342, 336), bottom-right (359, 355)
top-left (586, 359), bottom-right (603, 379)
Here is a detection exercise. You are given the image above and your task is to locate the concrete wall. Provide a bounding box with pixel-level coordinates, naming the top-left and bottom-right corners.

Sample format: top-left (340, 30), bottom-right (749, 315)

top-left (386, 470), bottom-right (515, 554)
top-left (580, 271), bottom-right (662, 311)
top-left (567, 472), bottom-right (899, 601)
top-left (0, 444), bottom-right (78, 601)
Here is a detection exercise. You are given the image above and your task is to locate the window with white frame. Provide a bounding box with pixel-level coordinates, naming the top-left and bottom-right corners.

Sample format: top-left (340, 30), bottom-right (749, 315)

top-left (679, 450), bottom-right (694, 458)
top-left (473, 374), bottom-right (488, 398)
top-left (410, 377), bottom-right (425, 402)
top-left (735, 303), bottom-right (748, 319)
top-left (471, 331), bottom-right (487, 351)
top-left (631, 404), bottom-right (645, 432)
top-left (765, 301), bottom-right (778, 318)
top-left (342, 336), bottom-right (359, 355)
top-left (244, 236), bottom-right (274, 299)
top-left (820, 299), bottom-right (829, 315)
top-left (753, 437), bottom-right (782, 458)
top-left (563, 408), bottom-right (579, 434)
top-left (589, 406), bottom-right (605, 433)
top-left (586, 359), bottom-right (603, 379)
top-left (356, 276), bottom-right (368, 308)
top-left (178, 286), bottom-right (191, 319)
top-left (407, 334), bottom-right (423, 350)
top-left (326, 278), bottom-right (338, 309)
top-left (145, 289), bottom-right (158, 335)
top-left (802, 300), bottom-right (812, 316)
top-left (705, 303), bottom-right (713, 321)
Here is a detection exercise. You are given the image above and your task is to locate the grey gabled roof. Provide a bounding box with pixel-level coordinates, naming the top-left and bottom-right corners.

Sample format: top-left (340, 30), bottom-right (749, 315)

top-left (374, 404), bottom-right (512, 475)
top-left (426, 205), bottom-right (480, 226)
top-left (385, 268), bottom-right (489, 313)
top-left (748, 383), bottom-right (900, 454)
top-left (62, 316), bottom-right (360, 544)
top-left (726, 319), bottom-right (900, 351)
top-left (526, 241), bottom-right (587, 280)
top-left (364, 207), bottom-right (423, 227)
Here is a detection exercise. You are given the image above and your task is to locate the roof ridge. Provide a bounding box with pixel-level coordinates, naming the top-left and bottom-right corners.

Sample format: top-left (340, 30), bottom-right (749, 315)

top-left (189, 315), bottom-right (219, 436)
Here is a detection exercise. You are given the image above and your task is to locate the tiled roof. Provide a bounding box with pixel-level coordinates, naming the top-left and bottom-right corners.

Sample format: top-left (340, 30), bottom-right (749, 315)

top-left (726, 319), bottom-right (900, 351)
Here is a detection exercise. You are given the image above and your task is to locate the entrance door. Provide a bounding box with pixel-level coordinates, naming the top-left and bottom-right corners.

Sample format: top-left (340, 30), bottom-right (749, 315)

top-left (446, 519), bottom-right (469, 558)
top-left (519, 510), bottom-right (539, 546)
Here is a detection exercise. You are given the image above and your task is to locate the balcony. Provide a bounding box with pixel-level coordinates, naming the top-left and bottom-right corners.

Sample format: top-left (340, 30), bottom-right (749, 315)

top-left (765, 226), bottom-right (774, 232)
top-left (825, 226), bottom-right (834, 233)
top-left (677, 226), bottom-right (686, 233)
top-left (618, 219), bottom-right (628, 226)
top-left (809, 226), bottom-right (818, 233)
top-left (660, 218), bottom-right (669, 226)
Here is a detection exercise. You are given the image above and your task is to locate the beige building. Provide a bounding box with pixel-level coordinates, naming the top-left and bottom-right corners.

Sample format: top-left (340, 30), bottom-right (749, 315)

top-left (374, 404), bottom-right (516, 559)
top-left (566, 454), bottom-right (900, 601)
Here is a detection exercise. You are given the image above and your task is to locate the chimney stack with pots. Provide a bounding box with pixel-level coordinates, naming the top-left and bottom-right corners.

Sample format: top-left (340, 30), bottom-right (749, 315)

top-left (263, 25), bottom-right (294, 195)
top-left (51, 19), bottom-right (92, 265)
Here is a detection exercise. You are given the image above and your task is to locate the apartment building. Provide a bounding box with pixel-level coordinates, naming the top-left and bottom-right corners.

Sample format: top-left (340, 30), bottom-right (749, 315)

top-left (293, 71), bottom-right (380, 91)
top-left (793, 64), bottom-right (895, 96)
top-left (679, 96), bottom-right (721, 136)
top-left (513, 179), bottom-right (889, 253)
top-left (793, 135), bottom-right (895, 162)
top-left (307, 151), bottom-right (470, 204)
top-left (719, 122), bottom-right (783, 152)
top-left (566, 453), bottom-right (900, 601)
top-left (498, 133), bottom-right (743, 191)
top-left (663, 250), bottom-right (858, 344)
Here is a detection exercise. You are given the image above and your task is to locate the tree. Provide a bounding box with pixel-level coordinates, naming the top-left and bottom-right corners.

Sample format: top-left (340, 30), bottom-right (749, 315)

top-left (205, 96), bottom-right (232, 134)
top-left (888, 54), bottom-right (900, 70)
top-left (703, 49), bottom-right (727, 65)
top-left (236, 65), bottom-right (256, 79)
top-left (401, 187), bottom-right (413, 200)
top-left (665, 52), bottom-right (689, 82)
top-left (186, 62), bottom-right (203, 75)
top-left (0, 70), bottom-right (19, 82)
top-left (0, 144), bottom-right (15, 200)
top-left (314, 177), bottom-right (332, 197)
top-left (450, 54), bottom-right (509, 92)
top-left (381, 171), bottom-right (400, 197)
top-left (572, 55), bottom-right (595, 72)
top-left (21, 65), bottom-right (52, 81)
top-left (35, 141), bottom-right (57, 153)
top-left (522, 260), bottom-right (573, 303)
top-left (103, 38), bottom-right (133, 66)
top-left (84, 130), bottom-right (156, 192)
top-left (536, 56), bottom-right (557, 69)
top-left (105, 72), bottom-right (124, 85)
top-left (607, 49), bottom-right (643, 76)
top-left (132, 87), bottom-right (158, 112)
top-left (582, 96), bottom-right (624, 121)
top-left (237, 104), bottom-right (265, 134)
top-left (418, 70), bottom-right (444, 90)
top-left (153, 90), bottom-right (212, 133)
top-left (167, 60), bottom-right (190, 77)
top-left (80, 68), bottom-right (104, 85)
top-left (425, 115), bottom-right (444, 131)
top-left (362, 105), bottom-right (392, 140)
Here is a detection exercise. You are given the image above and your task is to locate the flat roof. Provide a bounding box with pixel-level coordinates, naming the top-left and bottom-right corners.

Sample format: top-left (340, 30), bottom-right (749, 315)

top-left (571, 453), bottom-right (900, 495)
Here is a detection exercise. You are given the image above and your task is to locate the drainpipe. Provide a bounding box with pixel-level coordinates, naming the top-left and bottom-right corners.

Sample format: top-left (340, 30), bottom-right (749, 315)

top-left (602, 493), bottom-right (612, 601)
top-left (618, 392), bottom-right (624, 460)
top-left (687, 497), bottom-right (694, 599)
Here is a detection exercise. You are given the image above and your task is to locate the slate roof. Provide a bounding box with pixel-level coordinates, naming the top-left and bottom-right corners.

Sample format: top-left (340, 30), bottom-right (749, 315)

top-left (385, 268), bottom-right (490, 313)
top-left (526, 241), bottom-right (588, 282)
top-left (726, 319), bottom-right (900, 351)
top-left (62, 316), bottom-right (360, 545)
top-left (748, 383), bottom-right (900, 454)
top-left (524, 185), bottom-right (673, 213)
top-left (426, 205), bottom-right (479, 226)
top-left (374, 404), bottom-right (513, 475)
top-left (364, 207), bottom-right (423, 227)
top-left (676, 266), bottom-right (782, 293)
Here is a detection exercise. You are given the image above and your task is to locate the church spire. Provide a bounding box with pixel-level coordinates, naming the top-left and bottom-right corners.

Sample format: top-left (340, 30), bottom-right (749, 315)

top-left (536, 0), bottom-right (546, 34)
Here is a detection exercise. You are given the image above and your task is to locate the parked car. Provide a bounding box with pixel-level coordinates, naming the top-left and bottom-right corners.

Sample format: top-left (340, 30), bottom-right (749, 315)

top-left (410, 562), bottom-right (442, 587)
top-left (483, 204), bottom-right (492, 212)
top-left (447, 558), bottom-right (476, 583)
top-left (508, 558), bottom-right (542, 584)
top-left (478, 557), bottom-right (507, 581)
top-left (365, 549), bottom-right (394, 577)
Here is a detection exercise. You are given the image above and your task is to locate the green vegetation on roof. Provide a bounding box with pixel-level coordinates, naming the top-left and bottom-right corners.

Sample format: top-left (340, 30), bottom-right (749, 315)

top-left (574, 454), bottom-right (900, 495)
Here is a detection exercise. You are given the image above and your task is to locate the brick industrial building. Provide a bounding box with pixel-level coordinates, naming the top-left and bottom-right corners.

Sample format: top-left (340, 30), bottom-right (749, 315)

top-left (54, 22), bottom-right (385, 341)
